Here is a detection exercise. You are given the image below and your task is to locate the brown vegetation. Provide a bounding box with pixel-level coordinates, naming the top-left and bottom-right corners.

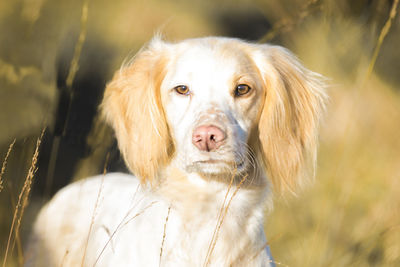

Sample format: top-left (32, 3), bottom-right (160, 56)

top-left (1, 0), bottom-right (399, 266)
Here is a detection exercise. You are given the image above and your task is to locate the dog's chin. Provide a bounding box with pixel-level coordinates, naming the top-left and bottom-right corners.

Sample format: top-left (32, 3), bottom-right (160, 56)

top-left (186, 159), bottom-right (247, 177)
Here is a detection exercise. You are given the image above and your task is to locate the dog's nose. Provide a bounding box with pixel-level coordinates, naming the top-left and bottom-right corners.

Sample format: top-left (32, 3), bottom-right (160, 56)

top-left (192, 125), bottom-right (226, 152)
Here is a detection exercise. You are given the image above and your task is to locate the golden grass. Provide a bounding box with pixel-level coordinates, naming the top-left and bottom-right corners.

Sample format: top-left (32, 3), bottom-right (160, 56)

top-left (204, 173), bottom-right (249, 266)
top-left (159, 205), bottom-right (171, 266)
top-left (266, 18), bottom-right (400, 267)
top-left (203, 171), bottom-right (236, 266)
top-left (259, 0), bottom-right (322, 43)
top-left (80, 153), bottom-right (109, 267)
top-left (0, 139), bottom-right (16, 193)
top-left (1, 0), bottom-right (399, 266)
top-left (263, 3), bottom-right (400, 264)
top-left (93, 200), bottom-right (158, 265)
top-left (2, 128), bottom-right (45, 267)
top-left (366, 0), bottom-right (399, 78)
top-left (44, 0), bottom-right (90, 198)
top-left (66, 0), bottom-right (90, 89)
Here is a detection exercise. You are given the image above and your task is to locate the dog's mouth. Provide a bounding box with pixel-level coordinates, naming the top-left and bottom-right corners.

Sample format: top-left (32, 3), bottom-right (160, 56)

top-left (195, 159), bottom-right (245, 167)
top-left (187, 159), bottom-right (246, 175)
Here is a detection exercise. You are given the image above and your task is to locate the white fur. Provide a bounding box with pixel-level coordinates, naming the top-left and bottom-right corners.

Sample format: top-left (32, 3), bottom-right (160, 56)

top-left (26, 173), bottom-right (272, 266)
top-left (26, 37), bottom-right (326, 266)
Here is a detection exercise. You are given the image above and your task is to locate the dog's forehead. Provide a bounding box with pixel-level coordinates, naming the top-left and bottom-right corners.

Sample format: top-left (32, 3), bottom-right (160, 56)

top-left (166, 42), bottom-right (254, 82)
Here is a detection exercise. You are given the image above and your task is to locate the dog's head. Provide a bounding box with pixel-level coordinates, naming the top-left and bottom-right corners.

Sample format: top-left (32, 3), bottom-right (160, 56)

top-left (102, 37), bottom-right (326, 193)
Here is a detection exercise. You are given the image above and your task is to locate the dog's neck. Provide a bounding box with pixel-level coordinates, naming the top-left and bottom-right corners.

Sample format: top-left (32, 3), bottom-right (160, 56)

top-left (156, 165), bottom-right (271, 225)
top-left (154, 166), bottom-right (272, 265)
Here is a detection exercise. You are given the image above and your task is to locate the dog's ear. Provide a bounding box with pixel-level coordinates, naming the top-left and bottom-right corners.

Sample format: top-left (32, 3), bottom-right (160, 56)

top-left (101, 38), bottom-right (173, 184)
top-left (253, 45), bottom-right (327, 194)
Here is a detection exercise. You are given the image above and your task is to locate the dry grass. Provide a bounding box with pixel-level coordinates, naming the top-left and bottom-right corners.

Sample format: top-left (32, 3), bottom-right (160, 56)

top-left (65, 0), bottom-right (90, 89)
top-left (259, 0), bottom-right (322, 43)
top-left (159, 205), bottom-right (171, 266)
top-left (0, 139), bottom-right (16, 193)
top-left (93, 200), bottom-right (158, 266)
top-left (204, 173), bottom-right (249, 266)
top-left (2, 128), bottom-right (45, 267)
top-left (366, 0), bottom-right (399, 78)
top-left (267, 83), bottom-right (400, 266)
top-left (1, 0), bottom-right (400, 266)
top-left (80, 153), bottom-right (108, 267)
top-left (203, 171), bottom-right (236, 266)
top-left (263, 1), bottom-right (400, 265)
top-left (44, 0), bottom-right (90, 196)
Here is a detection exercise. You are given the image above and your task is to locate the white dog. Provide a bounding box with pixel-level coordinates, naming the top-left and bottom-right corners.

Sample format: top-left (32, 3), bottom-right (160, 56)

top-left (26, 37), bottom-right (326, 266)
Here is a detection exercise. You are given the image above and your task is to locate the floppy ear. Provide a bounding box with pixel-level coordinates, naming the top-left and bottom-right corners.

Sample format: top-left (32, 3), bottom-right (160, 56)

top-left (101, 39), bottom-right (173, 184)
top-left (253, 45), bottom-right (327, 194)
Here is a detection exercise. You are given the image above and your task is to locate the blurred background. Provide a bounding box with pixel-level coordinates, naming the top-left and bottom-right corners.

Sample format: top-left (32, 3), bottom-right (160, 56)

top-left (1, 0), bottom-right (399, 266)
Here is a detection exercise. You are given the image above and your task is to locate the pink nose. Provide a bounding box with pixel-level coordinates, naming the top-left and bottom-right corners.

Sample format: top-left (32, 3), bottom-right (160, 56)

top-left (192, 125), bottom-right (226, 152)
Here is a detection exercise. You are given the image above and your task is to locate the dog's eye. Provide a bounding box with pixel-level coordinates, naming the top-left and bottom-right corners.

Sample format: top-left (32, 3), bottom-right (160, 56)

top-left (235, 84), bottom-right (251, 96)
top-left (174, 85), bottom-right (190, 95)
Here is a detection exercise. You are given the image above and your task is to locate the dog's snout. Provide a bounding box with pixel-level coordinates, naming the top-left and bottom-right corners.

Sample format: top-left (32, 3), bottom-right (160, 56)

top-left (192, 125), bottom-right (226, 152)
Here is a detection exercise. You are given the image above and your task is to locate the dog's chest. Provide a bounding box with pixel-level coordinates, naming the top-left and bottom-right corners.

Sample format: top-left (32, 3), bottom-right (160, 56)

top-left (91, 188), bottom-right (269, 266)
top-left (156, 188), bottom-right (271, 266)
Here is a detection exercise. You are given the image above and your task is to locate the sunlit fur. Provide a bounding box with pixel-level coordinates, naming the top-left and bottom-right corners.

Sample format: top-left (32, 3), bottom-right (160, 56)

top-left (253, 45), bottom-right (327, 193)
top-left (102, 37), bottom-right (326, 193)
top-left (102, 42), bottom-right (174, 184)
top-left (27, 37), bottom-right (326, 267)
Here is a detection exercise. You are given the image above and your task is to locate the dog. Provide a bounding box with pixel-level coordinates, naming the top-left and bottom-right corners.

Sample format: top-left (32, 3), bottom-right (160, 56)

top-left (26, 37), bottom-right (326, 266)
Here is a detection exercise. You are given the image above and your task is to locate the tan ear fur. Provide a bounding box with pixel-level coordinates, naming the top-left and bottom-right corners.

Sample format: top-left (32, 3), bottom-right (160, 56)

top-left (101, 40), bottom-right (173, 184)
top-left (254, 45), bottom-right (327, 194)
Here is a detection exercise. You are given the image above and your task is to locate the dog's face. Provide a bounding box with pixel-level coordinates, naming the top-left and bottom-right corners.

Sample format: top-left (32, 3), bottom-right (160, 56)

top-left (160, 40), bottom-right (264, 176)
top-left (102, 37), bottom-right (326, 193)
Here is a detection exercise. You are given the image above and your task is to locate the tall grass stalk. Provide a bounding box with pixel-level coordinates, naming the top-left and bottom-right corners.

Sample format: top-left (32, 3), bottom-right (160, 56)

top-left (204, 173), bottom-right (248, 266)
top-left (331, 0), bottom-right (399, 198)
top-left (258, 0), bottom-right (321, 43)
top-left (159, 205), bottom-right (171, 267)
top-left (203, 172), bottom-right (235, 266)
top-left (93, 200), bottom-right (158, 266)
top-left (66, 0), bottom-right (90, 88)
top-left (45, 0), bottom-right (90, 196)
top-left (0, 139), bottom-right (16, 193)
top-left (80, 152), bottom-right (109, 267)
top-left (2, 128), bottom-right (45, 267)
top-left (366, 0), bottom-right (399, 79)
